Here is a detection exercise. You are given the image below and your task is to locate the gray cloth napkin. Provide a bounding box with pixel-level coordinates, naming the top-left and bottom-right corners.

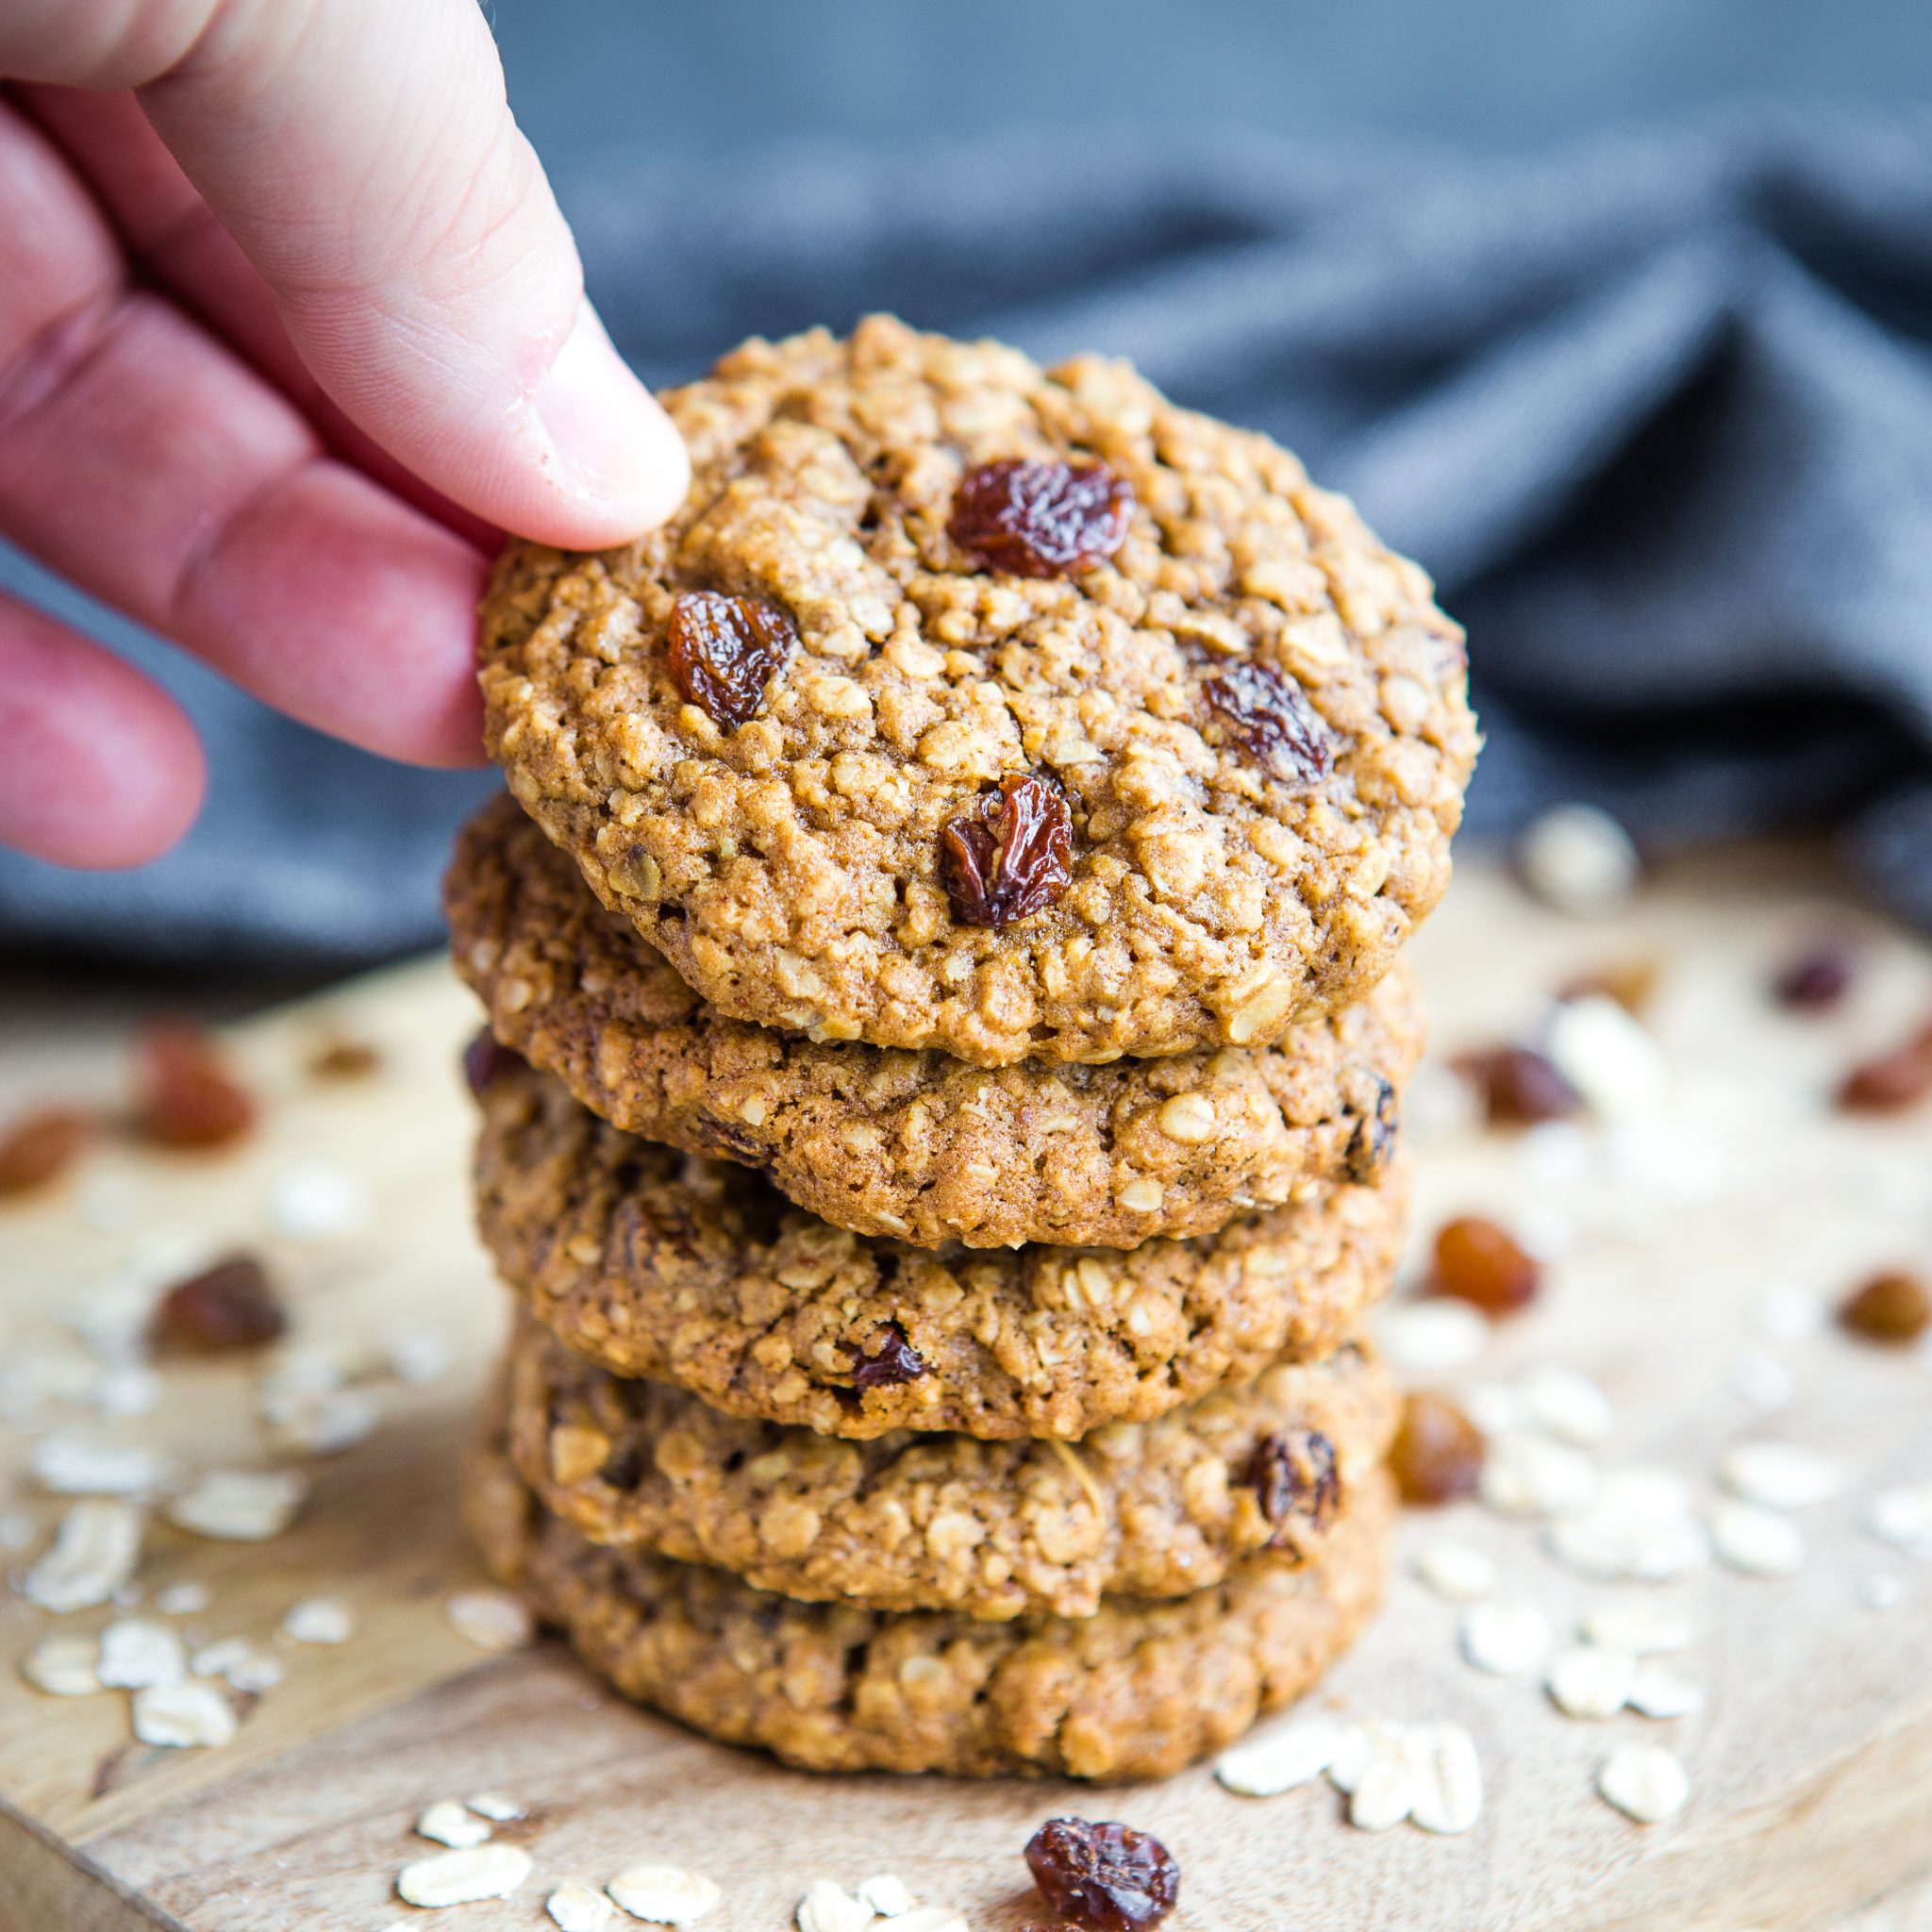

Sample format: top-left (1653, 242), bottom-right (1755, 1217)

top-left (6, 110), bottom-right (1931, 967)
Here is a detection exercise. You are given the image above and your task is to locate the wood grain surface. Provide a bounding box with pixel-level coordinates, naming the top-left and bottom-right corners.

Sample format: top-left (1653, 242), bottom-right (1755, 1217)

top-left (2, 848), bottom-right (1929, 1932)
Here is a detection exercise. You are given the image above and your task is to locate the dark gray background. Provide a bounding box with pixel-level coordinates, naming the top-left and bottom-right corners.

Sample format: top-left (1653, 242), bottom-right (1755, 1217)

top-left (6, 0), bottom-right (1932, 973)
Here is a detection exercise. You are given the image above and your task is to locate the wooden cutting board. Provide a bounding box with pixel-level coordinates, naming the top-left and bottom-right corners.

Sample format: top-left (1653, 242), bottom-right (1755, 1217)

top-left (3, 848), bottom-right (1930, 1932)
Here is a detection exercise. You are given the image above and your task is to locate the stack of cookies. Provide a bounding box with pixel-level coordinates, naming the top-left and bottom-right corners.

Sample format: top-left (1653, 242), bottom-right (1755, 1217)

top-left (449, 317), bottom-right (1478, 1781)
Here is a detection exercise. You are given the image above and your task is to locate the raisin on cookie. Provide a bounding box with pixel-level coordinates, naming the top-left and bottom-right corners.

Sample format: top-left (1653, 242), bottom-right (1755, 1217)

top-left (506, 1306), bottom-right (1396, 1620)
top-left (448, 795), bottom-right (1422, 1250)
top-left (479, 315), bottom-right (1477, 1068)
top-left (465, 1421), bottom-right (1392, 1781)
top-left (474, 1057), bottom-right (1406, 1442)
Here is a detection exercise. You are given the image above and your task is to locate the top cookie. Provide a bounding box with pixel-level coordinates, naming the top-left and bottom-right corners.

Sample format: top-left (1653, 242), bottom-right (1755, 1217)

top-left (480, 315), bottom-right (1477, 1067)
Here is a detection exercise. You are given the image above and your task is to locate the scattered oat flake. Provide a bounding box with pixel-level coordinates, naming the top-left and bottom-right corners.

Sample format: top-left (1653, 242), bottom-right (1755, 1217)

top-left (281, 1595), bottom-right (353, 1644)
top-left (22, 1499), bottom-right (143, 1611)
top-left (1215, 1715), bottom-right (1347, 1795)
top-left (606, 1864), bottom-right (722, 1925)
top-left (1711, 1502), bottom-right (1807, 1576)
top-left (191, 1637), bottom-right (255, 1678)
top-left (30, 1430), bottom-right (173, 1498)
top-left (133, 1680), bottom-right (237, 1749)
top-left (1547, 1645), bottom-right (1638, 1719)
top-left (549, 1881), bottom-right (616, 1932)
top-left (0, 1510), bottom-right (35, 1551)
top-left (446, 1589), bottom-right (533, 1653)
top-left (1518, 803), bottom-right (1640, 916)
top-left (796, 1879), bottom-right (870, 1932)
top-left (1582, 1602), bottom-right (1692, 1655)
top-left (856, 1874), bottom-right (914, 1918)
top-left (1862, 1483), bottom-right (1932, 1559)
top-left (264, 1384), bottom-right (382, 1457)
top-left (1859, 1573), bottom-right (1905, 1611)
top-left (1518, 1364), bottom-right (1616, 1447)
top-left (385, 1324), bottom-right (454, 1385)
top-left (418, 1799), bottom-right (492, 1850)
top-left (1480, 1432), bottom-right (1598, 1521)
top-left (1730, 1349), bottom-right (1793, 1413)
top-left (1459, 1600), bottom-right (1552, 1676)
top-left (1413, 1541), bottom-right (1497, 1603)
top-left (268, 1162), bottom-right (370, 1240)
top-left (21, 1632), bottom-right (102, 1696)
top-left (1543, 995), bottom-right (1666, 1123)
top-left (1720, 1442), bottom-right (1842, 1510)
top-left (1407, 1724), bottom-right (1484, 1836)
top-left (1627, 1660), bottom-right (1705, 1719)
top-left (397, 1845), bottom-right (532, 1908)
top-left (154, 1580), bottom-right (211, 1616)
top-left (166, 1470), bottom-right (307, 1541)
top-left (1348, 1731), bottom-right (1424, 1831)
top-left (1749, 1285), bottom-right (1826, 1341)
top-left (97, 1617), bottom-right (187, 1690)
top-left (1376, 1298), bottom-right (1490, 1372)
top-left (466, 1790), bottom-right (526, 1822)
top-left (226, 1651), bottom-right (286, 1693)
top-left (1597, 1744), bottom-right (1689, 1824)
top-left (1544, 1471), bottom-right (1710, 1583)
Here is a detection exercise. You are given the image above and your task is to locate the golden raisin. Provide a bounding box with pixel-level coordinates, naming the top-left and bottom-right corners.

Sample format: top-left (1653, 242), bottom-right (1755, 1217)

top-left (948, 459), bottom-right (1132, 578)
top-left (1389, 1391), bottom-right (1485, 1505)
top-left (666, 591), bottom-right (796, 728)
top-left (939, 773), bottom-right (1074, 927)
top-left (1839, 1270), bottom-right (1931, 1345)
top-left (1838, 1022), bottom-right (1932, 1112)
top-left (1431, 1215), bottom-right (1541, 1315)
top-left (1452, 1046), bottom-right (1580, 1127)
top-left (0, 1108), bottom-right (95, 1199)
top-left (150, 1254), bottom-right (286, 1354)
top-left (1557, 957), bottom-right (1661, 1016)
top-left (134, 1023), bottom-right (255, 1150)
top-left (308, 1039), bottom-right (380, 1080)
top-left (1202, 660), bottom-right (1333, 785)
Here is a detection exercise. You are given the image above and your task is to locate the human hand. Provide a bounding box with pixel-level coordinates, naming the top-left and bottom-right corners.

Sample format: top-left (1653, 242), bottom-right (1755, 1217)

top-left (0, 0), bottom-right (690, 867)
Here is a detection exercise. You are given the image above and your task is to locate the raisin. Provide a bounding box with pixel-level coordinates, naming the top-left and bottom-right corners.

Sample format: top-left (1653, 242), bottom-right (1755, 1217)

top-left (1837, 1022), bottom-right (1932, 1112)
top-left (1431, 1215), bottom-right (1540, 1315)
top-left (948, 459), bottom-right (1132, 578)
top-left (666, 591), bottom-right (796, 728)
top-left (1839, 1270), bottom-right (1931, 1344)
top-left (1452, 1046), bottom-right (1580, 1127)
top-left (939, 773), bottom-right (1074, 928)
top-left (1024, 1818), bottom-right (1179, 1932)
top-left (0, 1108), bottom-right (94, 1199)
top-left (1774, 944), bottom-right (1855, 1011)
top-left (1240, 1428), bottom-right (1341, 1542)
top-left (462, 1029), bottom-right (519, 1098)
top-left (1202, 660), bottom-right (1333, 786)
top-left (1389, 1391), bottom-right (1485, 1506)
top-left (150, 1254), bottom-right (286, 1354)
top-left (308, 1039), bottom-right (380, 1080)
top-left (1342, 1075), bottom-right (1399, 1181)
top-left (845, 1321), bottom-right (928, 1391)
top-left (135, 1023), bottom-right (255, 1150)
top-left (1556, 957), bottom-right (1660, 1016)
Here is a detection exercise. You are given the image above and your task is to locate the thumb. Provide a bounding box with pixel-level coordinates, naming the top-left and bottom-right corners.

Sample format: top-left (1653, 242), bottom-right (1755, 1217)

top-left (136, 0), bottom-right (688, 547)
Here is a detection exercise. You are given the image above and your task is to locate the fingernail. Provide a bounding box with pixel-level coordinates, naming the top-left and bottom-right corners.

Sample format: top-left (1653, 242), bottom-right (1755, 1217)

top-left (531, 301), bottom-right (690, 537)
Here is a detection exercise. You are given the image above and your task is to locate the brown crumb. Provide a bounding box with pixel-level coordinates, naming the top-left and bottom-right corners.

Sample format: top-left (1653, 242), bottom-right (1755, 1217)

top-left (1837, 1022), bottom-right (1932, 1113)
top-left (1452, 1045), bottom-right (1580, 1127)
top-left (1557, 957), bottom-right (1661, 1016)
top-left (1430, 1216), bottom-right (1541, 1316)
top-left (307, 1039), bottom-right (381, 1081)
top-left (1389, 1392), bottom-right (1485, 1506)
top-left (0, 1107), bottom-right (95, 1199)
top-left (134, 1022), bottom-right (256, 1150)
top-left (150, 1254), bottom-right (286, 1353)
top-left (1839, 1270), bottom-right (1931, 1345)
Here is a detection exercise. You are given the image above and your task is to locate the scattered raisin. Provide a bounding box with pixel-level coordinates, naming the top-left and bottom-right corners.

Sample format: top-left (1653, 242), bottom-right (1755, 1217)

top-left (1202, 660), bottom-right (1333, 786)
top-left (1837, 1022), bottom-right (1932, 1112)
top-left (1839, 1270), bottom-right (1931, 1345)
top-left (1389, 1391), bottom-right (1486, 1506)
top-left (1024, 1818), bottom-right (1179, 1932)
top-left (845, 1322), bottom-right (928, 1391)
top-left (939, 773), bottom-right (1074, 928)
top-left (1240, 1428), bottom-right (1341, 1541)
top-left (308, 1039), bottom-right (380, 1080)
top-left (0, 1108), bottom-right (95, 1199)
top-left (666, 591), bottom-right (797, 728)
top-left (134, 1023), bottom-right (255, 1150)
top-left (948, 459), bottom-right (1132, 578)
top-left (1452, 1046), bottom-right (1580, 1128)
top-left (462, 1030), bottom-right (519, 1098)
top-left (150, 1254), bottom-right (286, 1354)
top-left (1431, 1215), bottom-right (1541, 1316)
top-left (1774, 944), bottom-right (1855, 1012)
top-left (1344, 1075), bottom-right (1399, 1180)
top-left (1556, 957), bottom-right (1660, 1016)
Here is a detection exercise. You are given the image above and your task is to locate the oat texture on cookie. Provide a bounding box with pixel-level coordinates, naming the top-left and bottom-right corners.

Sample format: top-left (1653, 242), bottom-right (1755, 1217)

top-left (478, 315), bottom-right (1476, 1067)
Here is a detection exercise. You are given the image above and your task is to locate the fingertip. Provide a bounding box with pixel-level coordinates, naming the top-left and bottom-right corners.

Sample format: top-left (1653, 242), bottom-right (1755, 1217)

top-left (522, 300), bottom-right (691, 549)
